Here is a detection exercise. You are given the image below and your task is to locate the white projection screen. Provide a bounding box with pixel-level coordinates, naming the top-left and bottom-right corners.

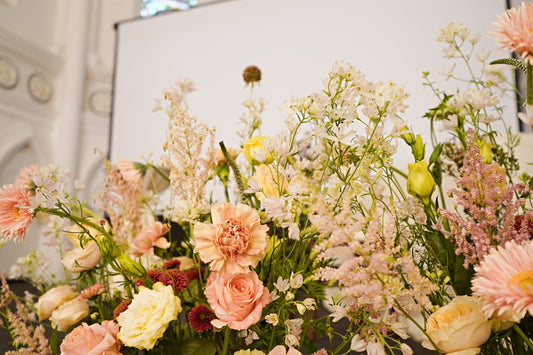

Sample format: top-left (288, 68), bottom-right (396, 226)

top-left (110, 0), bottom-right (516, 166)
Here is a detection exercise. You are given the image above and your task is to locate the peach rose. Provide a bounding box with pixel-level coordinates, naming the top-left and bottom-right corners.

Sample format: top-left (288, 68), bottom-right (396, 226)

top-left (422, 296), bottom-right (492, 354)
top-left (50, 299), bottom-right (90, 331)
top-left (194, 203), bottom-right (269, 273)
top-left (60, 320), bottom-right (121, 355)
top-left (131, 221), bottom-right (171, 256)
top-left (62, 240), bottom-right (101, 273)
top-left (35, 285), bottom-right (78, 320)
top-left (205, 271), bottom-right (270, 330)
top-left (268, 346), bottom-right (302, 355)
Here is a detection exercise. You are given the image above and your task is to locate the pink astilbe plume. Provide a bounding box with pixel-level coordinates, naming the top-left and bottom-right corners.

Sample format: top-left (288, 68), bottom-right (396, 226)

top-left (100, 157), bottom-right (142, 246)
top-left (0, 274), bottom-right (52, 354)
top-left (491, 2), bottom-right (533, 65)
top-left (472, 240), bottom-right (533, 321)
top-left (316, 214), bottom-right (435, 313)
top-left (437, 129), bottom-right (531, 267)
top-left (157, 80), bottom-right (217, 222)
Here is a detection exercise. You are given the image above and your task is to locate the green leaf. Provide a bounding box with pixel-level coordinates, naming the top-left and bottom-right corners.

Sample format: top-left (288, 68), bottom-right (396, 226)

top-left (490, 58), bottom-right (528, 74)
top-left (429, 144), bottom-right (443, 166)
top-left (181, 338), bottom-right (217, 355)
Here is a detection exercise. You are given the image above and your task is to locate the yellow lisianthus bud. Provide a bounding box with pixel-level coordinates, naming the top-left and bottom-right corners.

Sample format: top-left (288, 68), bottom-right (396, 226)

top-left (412, 134), bottom-right (425, 162)
top-left (242, 136), bottom-right (273, 164)
top-left (478, 140), bottom-right (492, 164)
top-left (407, 160), bottom-right (435, 205)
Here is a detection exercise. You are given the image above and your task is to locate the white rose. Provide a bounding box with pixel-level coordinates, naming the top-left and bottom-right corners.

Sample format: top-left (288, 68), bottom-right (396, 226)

top-left (34, 285), bottom-right (78, 320)
top-left (62, 241), bottom-right (101, 273)
top-left (423, 296), bottom-right (492, 354)
top-left (50, 299), bottom-right (90, 331)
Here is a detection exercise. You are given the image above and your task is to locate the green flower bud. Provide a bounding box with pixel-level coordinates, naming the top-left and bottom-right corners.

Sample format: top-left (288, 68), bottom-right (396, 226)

top-left (116, 253), bottom-right (145, 278)
top-left (407, 160), bottom-right (436, 205)
top-left (412, 135), bottom-right (425, 161)
top-left (400, 126), bottom-right (415, 145)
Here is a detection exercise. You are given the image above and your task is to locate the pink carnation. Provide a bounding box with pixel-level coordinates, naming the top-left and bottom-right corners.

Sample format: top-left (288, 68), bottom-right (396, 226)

top-left (0, 184), bottom-right (33, 242)
top-left (131, 221), bottom-right (171, 256)
top-left (194, 203), bottom-right (269, 273)
top-left (205, 271), bottom-right (270, 330)
top-left (60, 320), bottom-right (122, 355)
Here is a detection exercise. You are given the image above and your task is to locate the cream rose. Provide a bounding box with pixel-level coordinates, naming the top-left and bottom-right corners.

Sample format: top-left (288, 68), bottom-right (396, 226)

top-left (62, 240), bottom-right (101, 273)
top-left (117, 282), bottom-right (181, 350)
top-left (422, 296), bottom-right (492, 354)
top-left (35, 285), bottom-right (78, 320)
top-left (205, 271), bottom-right (270, 330)
top-left (50, 299), bottom-right (90, 331)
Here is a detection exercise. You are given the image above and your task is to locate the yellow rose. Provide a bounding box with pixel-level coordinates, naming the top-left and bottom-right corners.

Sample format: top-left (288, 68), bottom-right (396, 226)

top-left (117, 282), bottom-right (182, 350)
top-left (407, 160), bottom-right (435, 205)
top-left (422, 296), bottom-right (492, 355)
top-left (50, 299), bottom-right (90, 331)
top-left (242, 136), bottom-right (273, 164)
top-left (61, 240), bottom-right (101, 273)
top-left (254, 164), bottom-right (286, 201)
top-left (35, 285), bottom-right (78, 320)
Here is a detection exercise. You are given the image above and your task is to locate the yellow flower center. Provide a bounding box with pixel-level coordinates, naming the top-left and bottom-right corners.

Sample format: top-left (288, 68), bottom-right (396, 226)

top-left (509, 270), bottom-right (533, 292)
top-left (12, 206), bottom-right (21, 219)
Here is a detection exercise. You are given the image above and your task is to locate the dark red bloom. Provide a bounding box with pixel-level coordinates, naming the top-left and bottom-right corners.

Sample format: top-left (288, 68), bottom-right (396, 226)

top-left (185, 266), bottom-right (204, 282)
top-left (163, 258), bottom-right (181, 270)
top-left (158, 269), bottom-right (189, 292)
top-left (188, 304), bottom-right (215, 333)
top-left (113, 299), bottom-right (131, 319)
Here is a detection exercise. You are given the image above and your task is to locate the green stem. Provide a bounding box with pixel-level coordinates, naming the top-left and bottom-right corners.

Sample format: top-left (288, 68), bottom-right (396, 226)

top-left (527, 64), bottom-right (533, 106)
top-left (221, 326), bottom-right (231, 355)
top-left (149, 163), bottom-right (171, 183)
top-left (513, 323), bottom-right (533, 351)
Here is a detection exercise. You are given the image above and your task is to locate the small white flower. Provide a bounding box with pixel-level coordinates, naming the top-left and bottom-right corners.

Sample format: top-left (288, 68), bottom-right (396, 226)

top-left (285, 334), bottom-right (299, 347)
top-left (400, 343), bottom-right (414, 355)
top-left (367, 342), bottom-right (385, 355)
top-left (270, 290), bottom-right (280, 301)
top-left (290, 273), bottom-right (303, 288)
top-left (296, 303), bottom-right (307, 315)
top-left (286, 291), bottom-right (295, 301)
top-left (391, 322), bottom-right (409, 339)
top-left (274, 276), bottom-right (290, 292)
top-left (329, 304), bottom-right (347, 322)
top-left (350, 334), bottom-right (366, 352)
top-left (265, 313), bottom-right (279, 326)
top-left (303, 298), bottom-right (316, 310)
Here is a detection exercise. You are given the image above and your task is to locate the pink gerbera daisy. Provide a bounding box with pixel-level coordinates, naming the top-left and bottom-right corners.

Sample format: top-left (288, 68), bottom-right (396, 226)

top-left (491, 2), bottom-right (533, 65)
top-left (0, 184), bottom-right (33, 242)
top-left (472, 240), bottom-right (533, 321)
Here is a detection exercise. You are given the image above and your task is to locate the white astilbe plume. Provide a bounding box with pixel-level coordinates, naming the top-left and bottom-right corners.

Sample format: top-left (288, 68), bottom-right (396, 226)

top-left (158, 82), bottom-right (217, 222)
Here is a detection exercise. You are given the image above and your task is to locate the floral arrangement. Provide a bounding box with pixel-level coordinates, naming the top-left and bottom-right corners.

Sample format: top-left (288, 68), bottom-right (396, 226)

top-left (3, 3), bottom-right (533, 355)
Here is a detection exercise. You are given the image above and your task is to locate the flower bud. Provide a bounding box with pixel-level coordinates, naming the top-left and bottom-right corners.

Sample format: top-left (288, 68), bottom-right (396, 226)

top-left (242, 65), bottom-right (262, 85)
top-left (407, 160), bottom-right (435, 205)
top-left (400, 126), bottom-right (415, 145)
top-left (242, 136), bottom-right (273, 164)
top-left (412, 134), bottom-right (425, 162)
top-left (478, 140), bottom-right (492, 164)
top-left (116, 253), bottom-right (145, 278)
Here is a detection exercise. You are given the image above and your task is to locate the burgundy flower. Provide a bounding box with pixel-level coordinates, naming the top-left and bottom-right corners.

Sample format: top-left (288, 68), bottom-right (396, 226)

top-left (158, 269), bottom-right (189, 292)
top-left (113, 299), bottom-right (131, 319)
top-left (188, 304), bottom-right (215, 333)
top-left (163, 258), bottom-right (182, 270)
